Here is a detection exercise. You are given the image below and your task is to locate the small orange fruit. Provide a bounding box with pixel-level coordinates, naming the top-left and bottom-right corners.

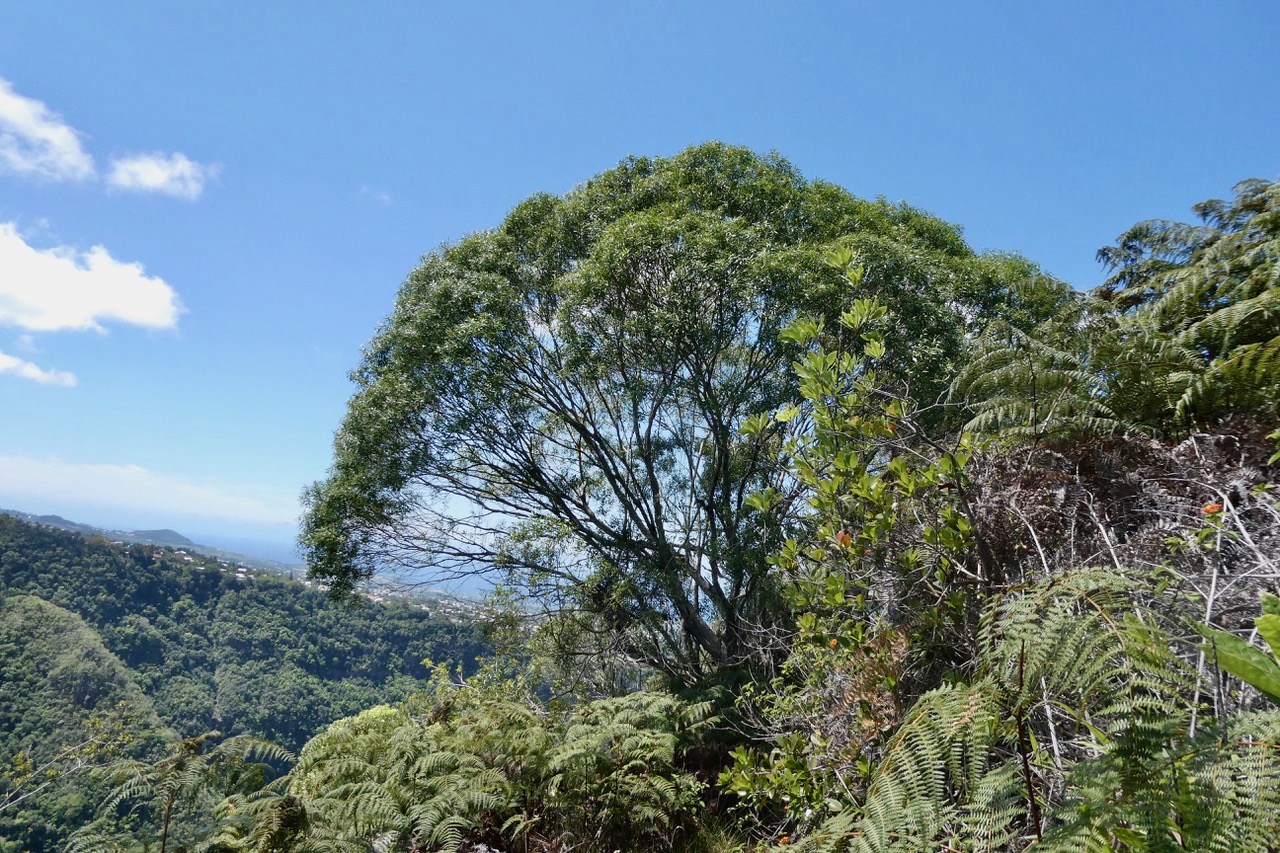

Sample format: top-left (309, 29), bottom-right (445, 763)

top-left (1202, 502), bottom-right (1223, 514)
top-left (829, 638), bottom-right (839, 649)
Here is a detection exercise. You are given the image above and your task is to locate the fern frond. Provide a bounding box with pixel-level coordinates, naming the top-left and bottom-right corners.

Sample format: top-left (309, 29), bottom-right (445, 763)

top-left (808, 570), bottom-right (1205, 852)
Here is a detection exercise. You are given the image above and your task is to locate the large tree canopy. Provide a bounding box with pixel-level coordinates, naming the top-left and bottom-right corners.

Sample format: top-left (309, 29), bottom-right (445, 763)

top-left (301, 143), bottom-right (1036, 687)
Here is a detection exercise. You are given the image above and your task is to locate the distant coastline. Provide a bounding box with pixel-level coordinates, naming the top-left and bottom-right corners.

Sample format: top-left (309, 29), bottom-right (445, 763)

top-left (0, 506), bottom-right (302, 573)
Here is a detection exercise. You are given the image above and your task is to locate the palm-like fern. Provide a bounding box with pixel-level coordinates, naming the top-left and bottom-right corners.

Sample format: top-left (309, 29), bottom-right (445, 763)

top-left (956, 179), bottom-right (1280, 438)
top-left (540, 692), bottom-right (710, 848)
top-left (259, 689), bottom-right (710, 853)
top-left (1097, 177), bottom-right (1280, 428)
top-left (284, 704), bottom-right (506, 852)
top-left (951, 278), bottom-right (1121, 439)
top-left (69, 730), bottom-right (292, 853)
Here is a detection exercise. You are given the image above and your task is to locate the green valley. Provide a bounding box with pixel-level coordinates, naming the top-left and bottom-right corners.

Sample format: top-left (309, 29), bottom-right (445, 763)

top-left (0, 514), bottom-right (489, 851)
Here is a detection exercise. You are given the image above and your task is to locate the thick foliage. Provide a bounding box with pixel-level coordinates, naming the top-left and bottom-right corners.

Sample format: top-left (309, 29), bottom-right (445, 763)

top-left (0, 515), bottom-right (488, 752)
top-left (301, 142), bottom-right (1038, 687)
top-left (726, 416), bottom-right (1280, 851)
top-left (724, 281), bottom-right (1280, 850)
top-left (953, 178), bottom-right (1280, 438)
top-left (800, 572), bottom-right (1280, 853)
top-left (246, 683), bottom-right (711, 852)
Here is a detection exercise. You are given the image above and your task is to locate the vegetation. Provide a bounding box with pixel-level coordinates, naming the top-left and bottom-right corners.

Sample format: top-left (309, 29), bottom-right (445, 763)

top-left (300, 143), bottom-right (1046, 690)
top-left (7, 149), bottom-right (1280, 851)
top-left (0, 515), bottom-right (489, 850)
top-left (264, 682), bottom-right (710, 852)
top-left (953, 177), bottom-right (1280, 437)
top-left (718, 251), bottom-right (1280, 851)
top-left (0, 516), bottom-right (489, 751)
top-left (66, 731), bottom-right (291, 853)
top-left (0, 595), bottom-right (164, 852)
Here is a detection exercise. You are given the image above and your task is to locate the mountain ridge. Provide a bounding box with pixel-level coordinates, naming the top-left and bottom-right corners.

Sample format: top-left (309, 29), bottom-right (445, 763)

top-left (1, 507), bottom-right (298, 573)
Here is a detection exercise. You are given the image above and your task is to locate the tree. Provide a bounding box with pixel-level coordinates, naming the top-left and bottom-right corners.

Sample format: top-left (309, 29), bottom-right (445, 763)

top-left (301, 143), bottom-right (1031, 688)
top-left (1096, 177), bottom-right (1280, 430)
top-left (70, 730), bottom-right (290, 853)
top-left (949, 178), bottom-right (1280, 440)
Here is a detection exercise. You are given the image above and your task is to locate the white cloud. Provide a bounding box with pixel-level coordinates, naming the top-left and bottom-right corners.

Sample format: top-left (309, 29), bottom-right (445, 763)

top-left (359, 184), bottom-right (392, 206)
top-left (0, 78), bottom-right (220, 200)
top-left (0, 455), bottom-right (299, 526)
top-left (13, 333), bottom-right (37, 353)
top-left (0, 350), bottom-right (76, 386)
top-left (108, 151), bottom-right (219, 200)
top-left (0, 222), bottom-right (182, 332)
top-left (0, 77), bottom-right (96, 181)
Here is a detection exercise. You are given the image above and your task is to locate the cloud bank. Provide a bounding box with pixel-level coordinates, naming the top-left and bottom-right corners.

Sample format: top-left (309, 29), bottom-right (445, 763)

top-left (0, 455), bottom-right (300, 527)
top-left (0, 222), bottom-right (182, 333)
top-left (0, 77), bottom-right (217, 198)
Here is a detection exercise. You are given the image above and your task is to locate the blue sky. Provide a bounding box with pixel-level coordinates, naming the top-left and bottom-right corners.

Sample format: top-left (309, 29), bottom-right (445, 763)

top-left (1, 1), bottom-right (1276, 562)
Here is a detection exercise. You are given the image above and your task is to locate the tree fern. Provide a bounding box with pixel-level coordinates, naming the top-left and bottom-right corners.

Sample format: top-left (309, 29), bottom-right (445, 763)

top-left (1097, 177), bottom-right (1280, 428)
top-left (958, 179), bottom-right (1280, 438)
top-left (1043, 710), bottom-right (1280, 853)
top-left (254, 688), bottom-right (710, 852)
top-left (283, 705), bottom-right (507, 852)
top-left (950, 278), bottom-right (1120, 439)
top-left (540, 692), bottom-right (709, 848)
top-left (70, 730), bottom-right (293, 853)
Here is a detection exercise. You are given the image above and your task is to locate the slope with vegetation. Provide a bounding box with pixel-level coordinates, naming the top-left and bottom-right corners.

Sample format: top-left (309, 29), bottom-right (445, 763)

top-left (0, 515), bottom-right (491, 850)
top-left (0, 595), bottom-right (165, 852)
top-left (0, 516), bottom-right (490, 751)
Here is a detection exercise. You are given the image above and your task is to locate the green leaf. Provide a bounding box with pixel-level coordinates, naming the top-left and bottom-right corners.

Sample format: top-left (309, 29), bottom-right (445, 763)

top-left (825, 246), bottom-right (855, 270)
top-left (1111, 827), bottom-right (1148, 847)
top-left (781, 317), bottom-right (822, 345)
top-left (739, 412), bottom-right (772, 437)
top-left (745, 488), bottom-right (781, 513)
top-left (1257, 614), bottom-right (1280, 658)
top-left (1198, 624), bottom-right (1280, 705)
top-left (1261, 592), bottom-right (1280, 618)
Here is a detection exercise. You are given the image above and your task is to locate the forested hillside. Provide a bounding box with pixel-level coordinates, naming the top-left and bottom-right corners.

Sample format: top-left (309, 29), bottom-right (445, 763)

top-left (6, 145), bottom-right (1279, 852)
top-left (0, 516), bottom-right (490, 750)
top-left (0, 595), bottom-right (165, 852)
top-left (0, 515), bottom-right (491, 850)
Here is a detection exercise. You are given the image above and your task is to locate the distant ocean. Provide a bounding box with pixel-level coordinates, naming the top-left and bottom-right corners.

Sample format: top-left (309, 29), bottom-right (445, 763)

top-left (188, 532), bottom-right (301, 565)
